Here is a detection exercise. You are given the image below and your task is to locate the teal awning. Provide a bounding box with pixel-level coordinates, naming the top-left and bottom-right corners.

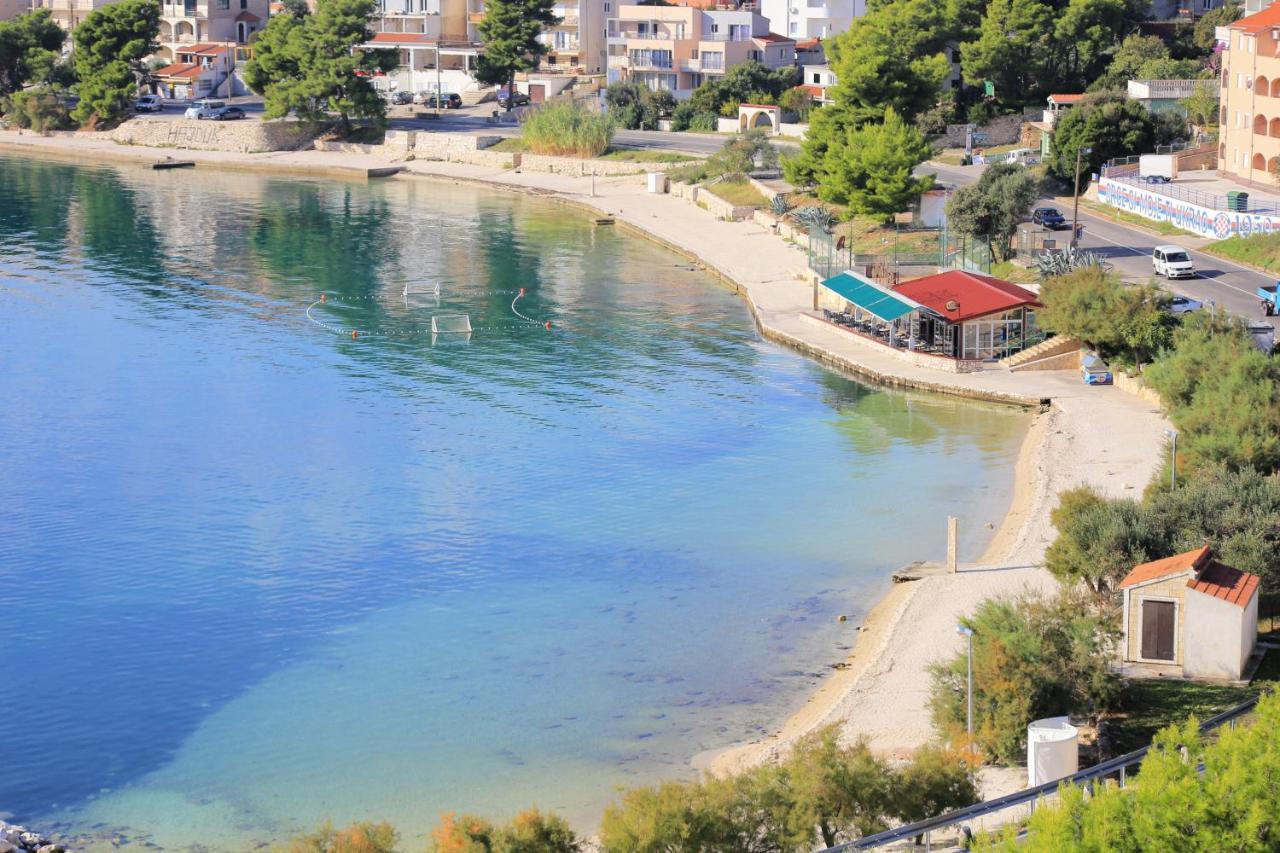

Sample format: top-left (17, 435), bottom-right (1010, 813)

top-left (821, 272), bottom-right (919, 322)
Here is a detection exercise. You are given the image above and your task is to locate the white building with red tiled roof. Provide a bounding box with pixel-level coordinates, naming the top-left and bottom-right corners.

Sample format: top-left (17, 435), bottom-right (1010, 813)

top-left (1118, 545), bottom-right (1261, 681)
top-left (151, 42), bottom-right (237, 98)
top-left (155, 0), bottom-right (269, 65)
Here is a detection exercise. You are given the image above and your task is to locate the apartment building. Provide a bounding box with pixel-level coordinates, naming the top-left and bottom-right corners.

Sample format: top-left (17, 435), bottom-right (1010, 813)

top-left (537, 0), bottom-right (606, 74)
top-left (1, 0), bottom-right (31, 20)
top-left (156, 0), bottom-right (269, 62)
top-left (758, 0), bottom-right (862, 41)
top-left (1219, 3), bottom-right (1280, 183)
top-left (32, 0), bottom-right (118, 35)
top-left (606, 4), bottom-right (793, 97)
top-left (363, 0), bottom-right (483, 95)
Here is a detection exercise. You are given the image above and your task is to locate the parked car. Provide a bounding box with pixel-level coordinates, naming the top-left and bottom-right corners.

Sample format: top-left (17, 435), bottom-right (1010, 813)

top-left (389, 90), bottom-right (413, 105)
top-left (496, 88), bottom-right (530, 108)
top-left (420, 92), bottom-right (463, 109)
top-left (210, 106), bottom-right (245, 120)
top-left (1166, 294), bottom-right (1203, 314)
top-left (1081, 352), bottom-right (1113, 386)
top-left (413, 91), bottom-right (433, 104)
top-left (185, 99), bottom-right (226, 120)
top-left (1152, 245), bottom-right (1196, 279)
top-left (134, 94), bottom-right (164, 113)
top-left (1031, 207), bottom-right (1067, 229)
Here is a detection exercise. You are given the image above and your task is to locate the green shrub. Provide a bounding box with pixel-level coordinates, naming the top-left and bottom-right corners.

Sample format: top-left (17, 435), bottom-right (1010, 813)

top-left (519, 98), bottom-right (614, 157)
top-left (930, 591), bottom-right (1121, 764)
top-left (427, 809), bottom-right (579, 853)
top-left (604, 81), bottom-right (672, 130)
top-left (0, 86), bottom-right (74, 132)
top-left (1038, 267), bottom-right (1176, 367)
top-left (1145, 311), bottom-right (1280, 475)
top-left (976, 692), bottom-right (1280, 851)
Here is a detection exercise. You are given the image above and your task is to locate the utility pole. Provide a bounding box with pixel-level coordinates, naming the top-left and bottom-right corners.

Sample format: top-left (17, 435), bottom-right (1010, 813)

top-left (957, 624), bottom-right (975, 754)
top-left (1070, 145), bottom-right (1092, 248)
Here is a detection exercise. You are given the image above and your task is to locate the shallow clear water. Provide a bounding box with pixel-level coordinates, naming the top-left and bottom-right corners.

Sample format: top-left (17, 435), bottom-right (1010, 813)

top-left (0, 154), bottom-right (1027, 851)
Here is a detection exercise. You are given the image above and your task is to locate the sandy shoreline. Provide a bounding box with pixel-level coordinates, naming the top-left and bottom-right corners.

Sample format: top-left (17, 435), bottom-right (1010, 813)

top-left (0, 131), bottom-right (1171, 795)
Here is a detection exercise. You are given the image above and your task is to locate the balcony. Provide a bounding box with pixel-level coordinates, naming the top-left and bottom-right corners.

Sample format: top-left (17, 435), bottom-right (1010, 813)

top-left (681, 58), bottom-right (701, 71)
top-left (607, 54), bottom-right (629, 68)
top-left (556, 12), bottom-right (578, 26)
top-left (630, 60), bottom-right (674, 70)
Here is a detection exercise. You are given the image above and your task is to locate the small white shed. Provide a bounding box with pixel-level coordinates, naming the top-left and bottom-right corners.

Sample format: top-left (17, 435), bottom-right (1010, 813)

top-left (1118, 545), bottom-right (1260, 681)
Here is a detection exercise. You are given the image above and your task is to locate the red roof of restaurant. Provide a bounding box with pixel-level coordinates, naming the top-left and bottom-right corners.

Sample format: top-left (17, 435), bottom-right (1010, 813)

top-left (1231, 3), bottom-right (1280, 33)
top-left (1119, 545), bottom-right (1260, 608)
top-left (154, 63), bottom-right (205, 78)
top-left (891, 271), bottom-right (1039, 322)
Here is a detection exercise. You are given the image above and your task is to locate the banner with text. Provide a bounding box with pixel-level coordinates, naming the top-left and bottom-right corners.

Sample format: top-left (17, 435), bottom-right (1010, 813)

top-left (1097, 177), bottom-right (1280, 240)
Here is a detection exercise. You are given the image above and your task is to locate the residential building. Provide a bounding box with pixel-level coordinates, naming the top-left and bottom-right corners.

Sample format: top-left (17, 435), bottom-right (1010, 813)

top-left (1042, 92), bottom-right (1083, 128)
top-left (31, 0), bottom-right (120, 36)
top-left (799, 62), bottom-right (834, 103)
top-left (1126, 78), bottom-right (1206, 114)
top-left (364, 0), bottom-right (485, 96)
top-left (1219, 3), bottom-right (1280, 184)
top-left (794, 36), bottom-right (823, 65)
top-left (1149, 0), bottom-right (1221, 18)
top-left (759, 0), bottom-right (863, 41)
top-left (1118, 545), bottom-right (1260, 681)
top-left (156, 0), bottom-right (269, 63)
top-left (151, 42), bottom-right (236, 98)
top-left (537, 0), bottom-right (607, 74)
top-left (606, 4), bottom-right (794, 97)
top-left (1, 0), bottom-right (31, 20)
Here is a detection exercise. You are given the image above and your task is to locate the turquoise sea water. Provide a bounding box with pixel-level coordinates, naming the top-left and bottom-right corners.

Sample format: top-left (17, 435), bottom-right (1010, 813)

top-left (0, 154), bottom-right (1027, 851)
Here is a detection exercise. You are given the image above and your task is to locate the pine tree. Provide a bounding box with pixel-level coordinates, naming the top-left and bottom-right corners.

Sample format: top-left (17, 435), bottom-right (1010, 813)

top-left (0, 8), bottom-right (68, 97)
top-left (71, 0), bottom-right (159, 127)
top-left (242, 0), bottom-right (395, 134)
top-left (819, 107), bottom-right (934, 223)
top-left (474, 0), bottom-right (559, 110)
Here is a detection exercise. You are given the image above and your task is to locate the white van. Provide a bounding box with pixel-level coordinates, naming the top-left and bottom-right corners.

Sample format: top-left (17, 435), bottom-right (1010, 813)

top-left (184, 99), bottom-right (226, 120)
top-left (1152, 245), bottom-right (1195, 279)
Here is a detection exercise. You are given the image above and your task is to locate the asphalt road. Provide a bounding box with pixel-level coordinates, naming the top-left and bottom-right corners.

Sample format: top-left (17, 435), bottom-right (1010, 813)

top-left (924, 162), bottom-right (1280, 333)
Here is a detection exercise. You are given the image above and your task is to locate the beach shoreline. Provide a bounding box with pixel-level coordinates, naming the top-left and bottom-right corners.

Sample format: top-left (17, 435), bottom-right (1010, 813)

top-left (0, 131), bottom-right (1170, 798)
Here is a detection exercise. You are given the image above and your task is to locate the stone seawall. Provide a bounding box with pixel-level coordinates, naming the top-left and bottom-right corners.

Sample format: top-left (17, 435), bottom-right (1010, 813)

top-left (109, 118), bottom-right (318, 153)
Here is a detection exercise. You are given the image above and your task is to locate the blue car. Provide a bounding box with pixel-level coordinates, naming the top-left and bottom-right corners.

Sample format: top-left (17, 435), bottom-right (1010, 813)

top-left (1082, 352), bottom-right (1113, 386)
top-left (1032, 207), bottom-right (1067, 230)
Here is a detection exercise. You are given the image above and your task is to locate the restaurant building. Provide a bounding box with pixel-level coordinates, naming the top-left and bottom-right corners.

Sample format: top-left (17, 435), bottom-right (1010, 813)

top-left (819, 269), bottom-right (1042, 364)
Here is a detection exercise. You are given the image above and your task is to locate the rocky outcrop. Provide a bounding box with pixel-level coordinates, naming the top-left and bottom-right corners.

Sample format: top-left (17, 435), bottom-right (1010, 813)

top-left (0, 821), bottom-right (70, 853)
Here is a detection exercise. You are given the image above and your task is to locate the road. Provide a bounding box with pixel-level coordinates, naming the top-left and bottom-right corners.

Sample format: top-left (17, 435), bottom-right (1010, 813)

top-left (924, 162), bottom-right (1279, 333)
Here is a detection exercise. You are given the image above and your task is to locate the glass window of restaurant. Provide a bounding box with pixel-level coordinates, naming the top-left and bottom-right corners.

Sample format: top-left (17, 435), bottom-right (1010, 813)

top-left (960, 309), bottom-right (1026, 360)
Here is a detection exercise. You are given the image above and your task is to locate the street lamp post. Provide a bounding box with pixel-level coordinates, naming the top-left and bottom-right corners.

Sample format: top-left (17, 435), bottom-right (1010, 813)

top-left (1070, 146), bottom-right (1092, 248)
top-left (1165, 428), bottom-right (1178, 489)
top-left (956, 624), bottom-right (975, 750)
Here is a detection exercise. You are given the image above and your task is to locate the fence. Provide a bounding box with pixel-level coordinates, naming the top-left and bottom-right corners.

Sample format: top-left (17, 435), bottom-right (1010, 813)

top-left (1100, 173), bottom-right (1280, 214)
top-left (806, 225), bottom-right (990, 281)
top-left (823, 695), bottom-right (1261, 851)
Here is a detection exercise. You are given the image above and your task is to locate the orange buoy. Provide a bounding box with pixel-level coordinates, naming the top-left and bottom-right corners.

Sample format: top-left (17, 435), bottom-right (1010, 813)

top-left (320, 293), bottom-right (327, 303)
top-left (519, 287), bottom-right (526, 296)
top-left (351, 330), bottom-right (359, 340)
top-left (544, 321), bottom-right (552, 330)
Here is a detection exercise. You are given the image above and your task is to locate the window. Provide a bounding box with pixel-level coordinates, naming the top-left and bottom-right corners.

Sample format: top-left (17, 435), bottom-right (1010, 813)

top-left (812, 72), bottom-right (819, 83)
top-left (789, 21), bottom-right (797, 33)
top-left (729, 23), bottom-right (749, 40)
top-left (711, 22), bottom-right (719, 33)
top-left (604, 1), bottom-right (609, 9)
top-left (240, 0), bottom-right (247, 7)
top-left (217, 0), bottom-right (228, 9)
top-left (637, 21), bottom-right (648, 34)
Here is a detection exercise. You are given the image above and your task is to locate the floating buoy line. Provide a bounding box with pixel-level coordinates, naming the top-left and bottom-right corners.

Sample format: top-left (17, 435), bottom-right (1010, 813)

top-left (305, 282), bottom-right (555, 341)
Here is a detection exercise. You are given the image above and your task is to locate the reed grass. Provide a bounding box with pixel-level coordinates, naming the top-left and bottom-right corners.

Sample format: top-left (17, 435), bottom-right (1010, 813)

top-left (519, 100), bottom-right (614, 158)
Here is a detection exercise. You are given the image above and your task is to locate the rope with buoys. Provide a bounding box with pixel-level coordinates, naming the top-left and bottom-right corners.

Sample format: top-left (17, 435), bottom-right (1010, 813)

top-left (306, 292), bottom-right (556, 339)
top-left (511, 288), bottom-right (553, 331)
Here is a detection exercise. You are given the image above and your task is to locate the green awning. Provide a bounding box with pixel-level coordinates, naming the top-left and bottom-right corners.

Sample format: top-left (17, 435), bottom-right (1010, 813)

top-left (821, 272), bottom-right (918, 322)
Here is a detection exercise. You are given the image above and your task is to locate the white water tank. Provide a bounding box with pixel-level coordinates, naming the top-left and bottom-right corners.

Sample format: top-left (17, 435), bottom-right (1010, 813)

top-left (1027, 716), bottom-right (1079, 787)
top-left (647, 172), bottom-right (668, 194)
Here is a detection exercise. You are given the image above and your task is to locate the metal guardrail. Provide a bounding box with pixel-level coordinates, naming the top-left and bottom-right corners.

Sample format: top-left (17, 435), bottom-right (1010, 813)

top-left (825, 695), bottom-right (1261, 851)
top-left (1103, 173), bottom-right (1280, 215)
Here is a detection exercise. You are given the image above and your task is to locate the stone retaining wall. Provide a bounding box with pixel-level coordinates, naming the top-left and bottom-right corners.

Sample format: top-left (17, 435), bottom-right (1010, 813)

top-left (940, 113), bottom-right (1024, 148)
top-left (109, 118), bottom-right (318, 153)
top-left (518, 153), bottom-right (651, 176)
top-left (1115, 370), bottom-right (1164, 405)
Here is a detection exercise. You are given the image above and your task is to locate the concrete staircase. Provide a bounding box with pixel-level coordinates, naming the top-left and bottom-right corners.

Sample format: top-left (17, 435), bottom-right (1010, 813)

top-left (1004, 335), bottom-right (1082, 372)
top-left (461, 88), bottom-right (494, 106)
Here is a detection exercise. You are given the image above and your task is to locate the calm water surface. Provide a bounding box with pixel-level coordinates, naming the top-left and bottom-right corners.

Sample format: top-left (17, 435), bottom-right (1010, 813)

top-left (0, 154), bottom-right (1027, 851)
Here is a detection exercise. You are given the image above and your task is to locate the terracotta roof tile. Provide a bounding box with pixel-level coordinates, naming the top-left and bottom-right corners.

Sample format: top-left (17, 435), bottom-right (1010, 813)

top-left (1187, 560), bottom-right (1260, 608)
top-left (891, 271), bottom-right (1039, 322)
top-left (1232, 3), bottom-right (1280, 33)
top-left (1048, 93), bottom-right (1084, 104)
top-left (753, 32), bottom-right (794, 43)
top-left (154, 63), bottom-right (205, 78)
top-left (1119, 545), bottom-right (1211, 588)
top-left (799, 84), bottom-right (824, 97)
top-left (369, 32), bottom-right (437, 44)
top-left (235, 9), bottom-right (261, 21)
